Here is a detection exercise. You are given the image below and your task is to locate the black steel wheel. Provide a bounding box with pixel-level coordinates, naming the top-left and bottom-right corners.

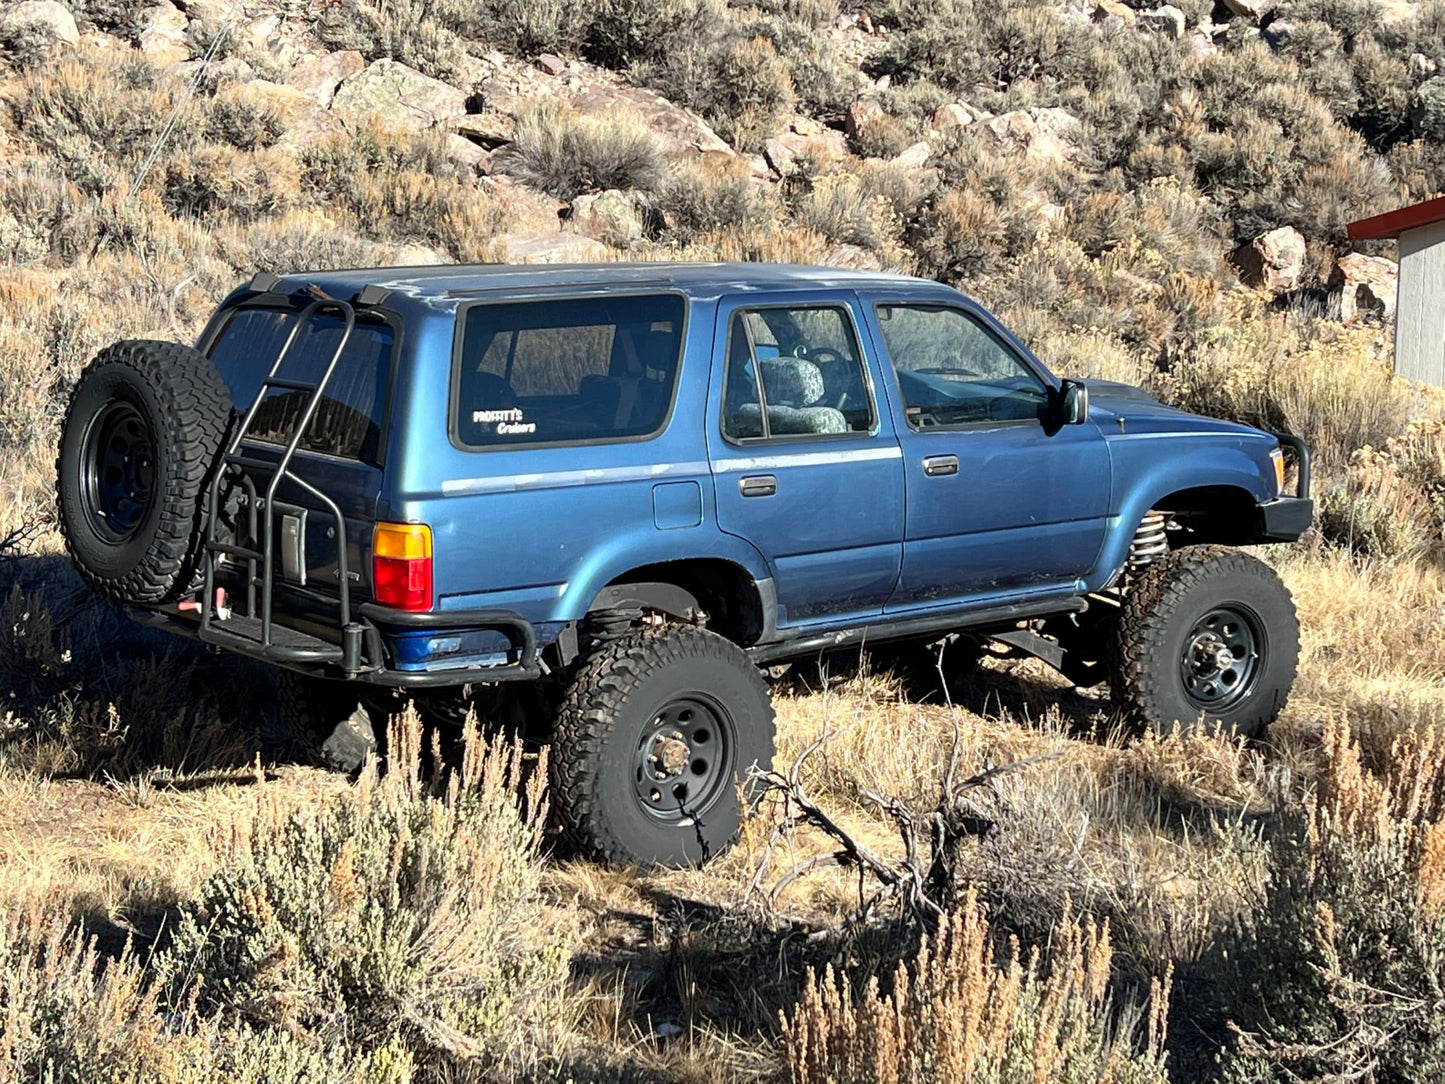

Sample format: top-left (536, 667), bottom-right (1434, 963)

top-left (552, 624), bottom-right (775, 868)
top-left (80, 400), bottom-right (157, 542)
top-left (1178, 605), bottom-right (1264, 711)
top-left (1111, 545), bottom-right (1298, 738)
top-left (632, 695), bottom-right (737, 824)
top-left (57, 340), bottom-right (232, 604)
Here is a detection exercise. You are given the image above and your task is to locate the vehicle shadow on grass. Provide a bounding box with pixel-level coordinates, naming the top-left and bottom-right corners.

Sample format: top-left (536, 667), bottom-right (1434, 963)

top-left (0, 553), bottom-right (306, 782)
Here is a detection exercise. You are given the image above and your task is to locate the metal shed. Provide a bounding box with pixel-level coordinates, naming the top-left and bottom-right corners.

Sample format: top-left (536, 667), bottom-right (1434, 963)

top-left (1349, 196), bottom-right (1445, 386)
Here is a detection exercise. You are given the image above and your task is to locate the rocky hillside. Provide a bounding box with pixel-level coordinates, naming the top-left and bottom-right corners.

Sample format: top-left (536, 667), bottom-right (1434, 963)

top-left (8, 3), bottom-right (1445, 1084)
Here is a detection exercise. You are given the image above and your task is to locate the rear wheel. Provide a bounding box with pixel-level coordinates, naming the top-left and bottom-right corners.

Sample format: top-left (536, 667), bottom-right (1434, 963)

top-left (551, 625), bottom-right (775, 868)
top-left (277, 671), bottom-right (385, 772)
top-left (56, 340), bottom-right (232, 604)
top-left (1110, 546), bottom-right (1298, 738)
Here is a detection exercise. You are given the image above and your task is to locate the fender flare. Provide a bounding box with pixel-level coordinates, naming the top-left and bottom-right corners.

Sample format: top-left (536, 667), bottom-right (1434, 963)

top-left (585, 581), bottom-right (703, 620)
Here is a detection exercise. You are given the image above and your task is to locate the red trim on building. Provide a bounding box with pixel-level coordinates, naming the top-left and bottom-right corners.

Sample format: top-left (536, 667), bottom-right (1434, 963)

top-left (1348, 196), bottom-right (1445, 241)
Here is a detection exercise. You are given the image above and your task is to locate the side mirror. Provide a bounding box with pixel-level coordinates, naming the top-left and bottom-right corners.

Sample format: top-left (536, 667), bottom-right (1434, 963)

top-left (1059, 379), bottom-right (1089, 426)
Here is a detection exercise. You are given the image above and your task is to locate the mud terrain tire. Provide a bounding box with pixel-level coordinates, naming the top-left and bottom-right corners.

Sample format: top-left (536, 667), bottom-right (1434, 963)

top-left (57, 340), bottom-right (231, 604)
top-left (552, 625), bottom-right (775, 868)
top-left (1111, 545), bottom-right (1298, 738)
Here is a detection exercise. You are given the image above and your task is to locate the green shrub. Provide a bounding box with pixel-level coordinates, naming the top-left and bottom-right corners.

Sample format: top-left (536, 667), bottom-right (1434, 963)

top-left (497, 103), bottom-right (663, 201)
top-left (658, 159), bottom-right (779, 244)
top-left (154, 708), bottom-right (569, 1071)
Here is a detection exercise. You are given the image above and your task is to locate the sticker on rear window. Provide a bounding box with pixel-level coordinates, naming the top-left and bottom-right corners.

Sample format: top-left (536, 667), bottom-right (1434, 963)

top-left (473, 407), bottom-right (536, 435)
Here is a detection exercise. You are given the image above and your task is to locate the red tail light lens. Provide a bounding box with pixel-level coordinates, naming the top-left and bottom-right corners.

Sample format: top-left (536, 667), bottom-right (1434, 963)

top-left (373, 523), bottom-right (432, 611)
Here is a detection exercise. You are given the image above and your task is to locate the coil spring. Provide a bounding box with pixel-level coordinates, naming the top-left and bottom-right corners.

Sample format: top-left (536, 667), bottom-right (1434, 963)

top-left (1127, 511), bottom-right (1169, 576)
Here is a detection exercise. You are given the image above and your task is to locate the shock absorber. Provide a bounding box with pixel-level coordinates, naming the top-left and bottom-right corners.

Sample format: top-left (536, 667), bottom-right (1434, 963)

top-left (1127, 511), bottom-right (1170, 577)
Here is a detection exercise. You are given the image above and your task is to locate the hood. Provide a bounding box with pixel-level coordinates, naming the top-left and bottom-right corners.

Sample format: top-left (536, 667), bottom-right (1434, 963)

top-left (1082, 379), bottom-right (1265, 439)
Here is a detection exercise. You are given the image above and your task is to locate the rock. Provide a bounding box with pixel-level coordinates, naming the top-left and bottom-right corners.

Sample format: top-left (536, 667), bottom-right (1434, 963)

top-left (1, 1), bottom-right (79, 48)
top-left (570, 189), bottom-right (655, 244)
top-left (1411, 53), bottom-right (1438, 78)
top-left (387, 242), bottom-right (446, 266)
top-left (893, 140), bottom-right (932, 168)
top-left (233, 79), bottom-right (344, 145)
top-left (764, 117), bottom-right (849, 175)
top-left (453, 111), bottom-right (515, 148)
top-left (932, 103), bottom-right (976, 132)
top-left (1378, 0), bottom-right (1417, 25)
top-left (1331, 253), bottom-right (1398, 325)
top-left (331, 59), bottom-right (468, 134)
top-left (1222, 0), bottom-right (1276, 19)
top-left (569, 84), bottom-right (732, 159)
top-left (982, 108), bottom-right (1079, 164)
top-left (1262, 18), bottom-right (1294, 48)
top-left (493, 230), bottom-right (610, 263)
top-left (444, 133), bottom-right (491, 170)
top-left (1138, 5), bottom-right (1186, 39)
top-left (535, 53), bottom-right (566, 76)
top-left (847, 97), bottom-right (886, 140)
top-left (1233, 226), bottom-right (1306, 293)
top-left (139, 2), bottom-right (189, 65)
top-left (481, 175), bottom-right (567, 234)
top-left (1093, 0), bottom-right (1137, 24)
top-left (284, 49), bottom-right (365, 107)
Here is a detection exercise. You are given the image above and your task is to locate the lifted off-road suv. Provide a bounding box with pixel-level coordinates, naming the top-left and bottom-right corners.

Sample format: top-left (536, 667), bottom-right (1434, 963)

top-left (56, 262), bottom-right (1313, 867)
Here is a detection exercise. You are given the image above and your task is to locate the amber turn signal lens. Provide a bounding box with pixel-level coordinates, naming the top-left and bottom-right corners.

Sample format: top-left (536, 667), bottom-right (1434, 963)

top-left (373, 523), bottom-right (432, 611)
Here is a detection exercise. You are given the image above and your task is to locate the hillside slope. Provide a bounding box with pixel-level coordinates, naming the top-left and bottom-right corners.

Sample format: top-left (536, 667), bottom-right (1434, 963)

top-left (4, 2), bottom-right (1445, 1083)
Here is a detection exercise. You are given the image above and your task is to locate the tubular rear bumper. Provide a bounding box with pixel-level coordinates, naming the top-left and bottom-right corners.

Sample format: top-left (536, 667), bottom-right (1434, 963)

top-left (128, 603), bottom-right (542, 686)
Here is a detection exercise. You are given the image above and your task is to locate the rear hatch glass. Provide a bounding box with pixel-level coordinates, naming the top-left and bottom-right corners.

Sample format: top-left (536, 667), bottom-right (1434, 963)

top-left (209, 306), bottom-right (394, 465)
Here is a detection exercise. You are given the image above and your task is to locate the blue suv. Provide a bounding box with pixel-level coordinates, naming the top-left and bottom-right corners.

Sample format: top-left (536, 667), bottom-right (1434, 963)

top-left (55, 262), bottom-right (1313, 866)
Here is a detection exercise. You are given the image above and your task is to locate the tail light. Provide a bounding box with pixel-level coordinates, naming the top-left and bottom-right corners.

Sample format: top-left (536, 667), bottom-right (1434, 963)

top-left (373, 522), bottom-right (432, 611)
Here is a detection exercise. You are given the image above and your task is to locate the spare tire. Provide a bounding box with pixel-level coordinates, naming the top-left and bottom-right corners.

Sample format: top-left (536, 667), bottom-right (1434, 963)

top-left (56, 340), bottom-right (232, 605)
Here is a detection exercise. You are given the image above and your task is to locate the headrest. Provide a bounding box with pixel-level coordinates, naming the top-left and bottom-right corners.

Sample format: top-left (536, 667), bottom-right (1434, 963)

top-left (760, 356), bottom-right (825, 407)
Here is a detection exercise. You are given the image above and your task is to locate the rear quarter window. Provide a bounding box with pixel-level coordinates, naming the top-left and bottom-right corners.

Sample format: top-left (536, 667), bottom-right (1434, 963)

top-left (453, 294), bottom-right (686, 448)
top-left (207, 307), bottom-right (394, 465)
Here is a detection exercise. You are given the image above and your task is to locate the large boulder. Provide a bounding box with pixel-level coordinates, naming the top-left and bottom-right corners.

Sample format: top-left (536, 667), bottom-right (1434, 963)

top-left (138, 1), bottom-right (189, 65)
top-left (1332, 253), bottom-right (1398, 325)
top-left (284, 49), bottom-right (365, 108)
top-left (232, 79), bottom-right (345, 146)
top-left (330, 59), bottom-right (467, 134)
top-left (570, 189), bottom-right (656, 245)
top-left (1233, 226), bottom-right (1307, 293)
top-left (569, 83), bottom-right (733, 160)
top-left (1, 1), bottom-right (79, 48)
top-left (982, 108), bottom-right (1080, 164)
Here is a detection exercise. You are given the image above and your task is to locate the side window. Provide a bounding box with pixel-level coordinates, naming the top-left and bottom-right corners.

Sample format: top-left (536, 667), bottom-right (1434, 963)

top-left (454, 294), bottom-right (684, 447)
top-left (721, 305), bottom-right (874, 441)
top-left (208, 307), bottom-right (394, 464)
top-left (875, 304), bottom-right (1049, 429)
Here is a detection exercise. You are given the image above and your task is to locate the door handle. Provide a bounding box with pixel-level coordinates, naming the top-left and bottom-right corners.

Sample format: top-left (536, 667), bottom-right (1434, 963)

top-left (922, 455), bottom-right (959, 477)
top-left (739, 474), bottom-right (777, 498)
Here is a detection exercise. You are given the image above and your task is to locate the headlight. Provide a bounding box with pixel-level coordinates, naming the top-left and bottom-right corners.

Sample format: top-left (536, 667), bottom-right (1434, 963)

top-left (1270, 447), bottom-right (1286, 496)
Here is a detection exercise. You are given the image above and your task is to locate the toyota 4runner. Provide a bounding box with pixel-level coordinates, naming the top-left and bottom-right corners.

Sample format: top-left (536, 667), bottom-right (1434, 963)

top-left (56, 262), bottom-right (1313, 867)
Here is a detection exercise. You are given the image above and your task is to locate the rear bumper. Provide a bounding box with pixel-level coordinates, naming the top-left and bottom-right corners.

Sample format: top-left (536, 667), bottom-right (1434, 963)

top-left (1257, 496), bottom-right (1315, 542)
top-left (128, 603), bottom-right (542, 686)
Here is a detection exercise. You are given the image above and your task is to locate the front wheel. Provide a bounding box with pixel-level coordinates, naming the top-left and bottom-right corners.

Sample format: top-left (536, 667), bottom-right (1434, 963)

top-left (1110, 546), bottom-right (1299, 738)
top-left (551, 625), bottom-right (776, 868)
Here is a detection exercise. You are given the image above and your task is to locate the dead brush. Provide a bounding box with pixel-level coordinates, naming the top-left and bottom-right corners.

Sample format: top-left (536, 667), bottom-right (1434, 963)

top-left (1217, 716), bottom-right (1445, 1082)
top-left (782, 887), bottom-right (1172, 1084)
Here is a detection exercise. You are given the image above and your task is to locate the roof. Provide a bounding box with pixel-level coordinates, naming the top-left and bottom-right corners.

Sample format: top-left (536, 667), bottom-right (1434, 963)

top-left (267, 261), bottom-right (938, 303)
top-left (1347, 196), bottom-right (1445, 241)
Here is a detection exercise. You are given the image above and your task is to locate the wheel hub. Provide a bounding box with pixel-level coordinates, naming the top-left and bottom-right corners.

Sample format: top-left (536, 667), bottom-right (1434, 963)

top-left (1179, 607), bottom-right (1263, 710)
top-left (82, 400), bottom-right (156, 542)
top-left (633, 697), bottom-right (733, 822)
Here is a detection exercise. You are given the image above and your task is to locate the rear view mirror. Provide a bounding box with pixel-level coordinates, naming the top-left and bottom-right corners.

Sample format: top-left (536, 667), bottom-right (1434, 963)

top-left (1059, 379), bottom-right (1089, 425)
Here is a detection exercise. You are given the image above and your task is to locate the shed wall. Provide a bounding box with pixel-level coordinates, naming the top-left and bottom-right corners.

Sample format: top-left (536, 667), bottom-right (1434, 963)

top-left (1397, 219), bottom-right (1445, 385)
